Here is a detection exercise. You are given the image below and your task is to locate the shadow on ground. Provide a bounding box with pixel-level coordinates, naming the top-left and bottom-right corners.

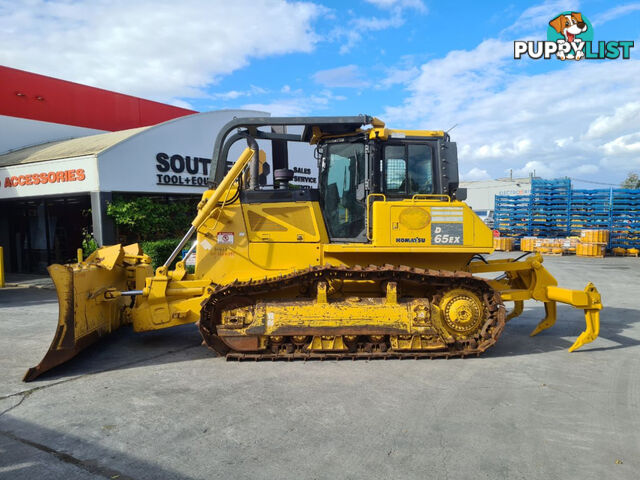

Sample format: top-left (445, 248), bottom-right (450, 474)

top-left (24, 303), bottom-right (640, 384)
top-left (489, 304), bottom-right (640, 357)
top-left (0, 417), bottom-right (194, 480)
top-left (25, 323), bottom-right (214, 384)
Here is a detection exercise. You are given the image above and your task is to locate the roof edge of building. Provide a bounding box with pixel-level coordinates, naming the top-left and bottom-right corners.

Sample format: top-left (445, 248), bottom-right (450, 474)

top-left (97, 109), bottom-right (270, 157)
top-left (0, 109), bottom-right (270, 168)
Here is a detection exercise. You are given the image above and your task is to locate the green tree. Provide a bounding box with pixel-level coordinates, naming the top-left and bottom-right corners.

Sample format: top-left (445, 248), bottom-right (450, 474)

top-left (106, 195), bottom-right (198, 241)
top-left (621, 172), bottom-right (640, 189)
top-left (81, 230), bottom-right (99, 257)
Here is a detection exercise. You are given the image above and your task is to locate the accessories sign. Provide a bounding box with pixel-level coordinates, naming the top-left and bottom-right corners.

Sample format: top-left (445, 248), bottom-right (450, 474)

top-left (0, 157), bottom-right (98, 199)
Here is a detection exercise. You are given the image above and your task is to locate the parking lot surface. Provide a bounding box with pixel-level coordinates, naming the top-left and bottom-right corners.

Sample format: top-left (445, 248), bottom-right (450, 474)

top-left (1, 255), bottom-right (639, 479)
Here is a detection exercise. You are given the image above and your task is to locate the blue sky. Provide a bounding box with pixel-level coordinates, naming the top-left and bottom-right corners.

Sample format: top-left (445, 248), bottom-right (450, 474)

top-left (1, 0), bottom-right (639, 184)
top-left (206, 1), bottom-right (639, 113)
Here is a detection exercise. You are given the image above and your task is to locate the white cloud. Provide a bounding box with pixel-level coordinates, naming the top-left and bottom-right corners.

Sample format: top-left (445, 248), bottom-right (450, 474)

top-left (364, 0), bottom-right (426, 12)
top-left (212, 85), bottom-right (268, 101)
top-left (241, 100), bottom-right (308, 117)
top-left (352, 15), bottom-right (404, 31)
top-left (514, 161), bottom-right (555, 178)
top-left (503, 0), bottom-right (580, 36)
top-left (0, 0), bottom-right (324, 103)
top-left (555, 136), bottom-right (574, 147)
top-left (461, 168), bottom-right (491, 181)
top-left (585, 102), bottom-right (640, 139)
top-left (331, 0), bottom-right (427, 53)
top-left (380, 66), bottom-right (420, 88)
top-left (169, 99), bottom-right (195, 110)
top-left (385, 38), bottom-right (515, 123)
top-left (242, 90), bottom-right (347, 116)
top-left (313, 65), bottom-right (369, 88)
top-left (591, 3), bottom-right (640, 26)
top-left (382, 16), bottom-right (640, 183)
top-left (575, 164), bottom-right (599, 174)
top-left (602, 132), bottom-right (640, 156)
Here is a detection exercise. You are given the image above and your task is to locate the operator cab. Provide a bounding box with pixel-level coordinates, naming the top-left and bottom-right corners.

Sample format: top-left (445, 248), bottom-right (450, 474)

top-left (208, 116), bottom-right (463, 244)
top-left (319, 136), bottom-right (437, 241)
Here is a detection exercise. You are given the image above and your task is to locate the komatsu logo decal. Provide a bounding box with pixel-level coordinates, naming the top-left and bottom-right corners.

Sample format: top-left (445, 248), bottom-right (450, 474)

top-left (395, 237), bottom-right (426, 243)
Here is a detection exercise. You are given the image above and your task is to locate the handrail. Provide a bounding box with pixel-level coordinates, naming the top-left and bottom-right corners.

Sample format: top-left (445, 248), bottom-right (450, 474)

top-left (366, 193), bottom-right (386, 241)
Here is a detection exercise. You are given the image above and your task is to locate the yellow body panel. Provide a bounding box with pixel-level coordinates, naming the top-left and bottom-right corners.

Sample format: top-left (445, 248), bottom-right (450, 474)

top-left (242, 201), bottom-right (327, 243)
top-left (370, 198), bottom-right (493, 250)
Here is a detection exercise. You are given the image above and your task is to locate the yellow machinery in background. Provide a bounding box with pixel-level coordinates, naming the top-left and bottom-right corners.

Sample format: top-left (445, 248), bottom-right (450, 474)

top-left (25, 116), bottom-right (602, 381)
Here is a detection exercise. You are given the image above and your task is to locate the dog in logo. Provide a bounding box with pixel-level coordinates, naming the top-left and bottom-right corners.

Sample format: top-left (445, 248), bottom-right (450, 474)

top-left (549, 12), bottom-right (588, 60)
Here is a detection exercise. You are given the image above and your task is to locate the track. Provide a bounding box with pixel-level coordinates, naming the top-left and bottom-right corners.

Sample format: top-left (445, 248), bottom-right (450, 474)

top-left (198, 264), bottom-right (506, 360)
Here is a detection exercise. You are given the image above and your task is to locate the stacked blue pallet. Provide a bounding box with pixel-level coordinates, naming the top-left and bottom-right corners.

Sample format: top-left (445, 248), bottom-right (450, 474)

top-left (569, 189), bottom-right (611, 234)
top-left (610, 188), bottom-right (640, 248)
top-left (494, 194), bottom-right (530, 239)
top-left (529, 178), bottom-right (571, 237)
top-left (494, 179), bottom-right (640, 250)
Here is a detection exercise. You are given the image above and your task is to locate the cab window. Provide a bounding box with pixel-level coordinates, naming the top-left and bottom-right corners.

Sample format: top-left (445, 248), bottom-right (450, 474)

top-left (383, 144), bottom-right (433, 195)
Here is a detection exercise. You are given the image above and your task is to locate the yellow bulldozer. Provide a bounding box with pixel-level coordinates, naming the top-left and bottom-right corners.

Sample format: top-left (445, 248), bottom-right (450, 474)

top-left (24, 115), bottom-right (602, 381)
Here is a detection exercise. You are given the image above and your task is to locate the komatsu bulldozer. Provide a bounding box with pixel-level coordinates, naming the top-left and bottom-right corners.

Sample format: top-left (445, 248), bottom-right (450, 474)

top-left (24, 115), bottom-right (602, 381)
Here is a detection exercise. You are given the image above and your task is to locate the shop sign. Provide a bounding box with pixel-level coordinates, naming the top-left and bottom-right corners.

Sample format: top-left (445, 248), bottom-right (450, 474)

top-left (155, 152), bottom-right (318, 188)
top-left (0, 156), bottom-right (98, 199)
top-left (3, 169), bottom-right (86, 188)
top-left (155, 152), bottom-right (211, 187)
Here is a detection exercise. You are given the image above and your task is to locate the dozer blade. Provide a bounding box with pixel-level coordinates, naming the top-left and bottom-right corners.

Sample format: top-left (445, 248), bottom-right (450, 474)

top-left (24, 246), bottom-right (137, 381)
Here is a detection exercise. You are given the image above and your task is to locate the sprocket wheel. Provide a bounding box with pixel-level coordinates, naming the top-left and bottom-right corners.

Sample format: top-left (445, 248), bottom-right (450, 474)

top-left (439, 288), bottom-right (485, 337)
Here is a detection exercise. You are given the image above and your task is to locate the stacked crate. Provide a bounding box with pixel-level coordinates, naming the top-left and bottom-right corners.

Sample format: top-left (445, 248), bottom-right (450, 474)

top-left (529, 178), bottom-right (571, 237)
top-left (494, 179), bottom-right (640, 255)
top-left (534, 238), bottom-right (563, 255)
top-left (493, 237), bottom-right (516, 251)
top-left (494, 195), bottom-right (530, 241)
top-left (577, 229), bottom-right (609, 258)
top-left (610, 188), bottom-right (640, 251)
top-left (526, 237), bottom-right (577, 255)
top-left (520, 237), bottom-right (536, 252)
top-left (580, 229), bottom-right (609, 244)
top-left (576, 243), bottom-right (606, 258)
top-left (569, 189), bottom-right (611, 234)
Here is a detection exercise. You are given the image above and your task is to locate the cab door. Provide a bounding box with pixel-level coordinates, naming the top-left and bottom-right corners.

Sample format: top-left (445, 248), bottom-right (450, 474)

top-left (319, 141), bottom-right (367, 242)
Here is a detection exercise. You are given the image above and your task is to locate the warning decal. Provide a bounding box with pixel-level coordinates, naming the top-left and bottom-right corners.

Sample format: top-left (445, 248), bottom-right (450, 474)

top-left (217, 232), bottom-right (234, 244)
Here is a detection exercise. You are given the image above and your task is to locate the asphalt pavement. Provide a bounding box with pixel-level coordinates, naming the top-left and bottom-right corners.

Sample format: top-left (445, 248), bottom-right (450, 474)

top-left (1, 254), bottom-right (639, 479)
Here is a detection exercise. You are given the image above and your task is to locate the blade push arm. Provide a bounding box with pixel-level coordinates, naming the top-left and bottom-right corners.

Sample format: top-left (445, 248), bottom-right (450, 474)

top-left (192, 146), bottom-right (255, 228)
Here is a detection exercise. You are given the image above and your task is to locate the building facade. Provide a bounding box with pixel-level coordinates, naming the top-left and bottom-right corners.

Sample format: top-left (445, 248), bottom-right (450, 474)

top-left (460, 177), bottom-right (533, 212)
top-left (0, 67), bottom-right (309, 274)
top-left (0, 109), bottom-right (292, 273)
